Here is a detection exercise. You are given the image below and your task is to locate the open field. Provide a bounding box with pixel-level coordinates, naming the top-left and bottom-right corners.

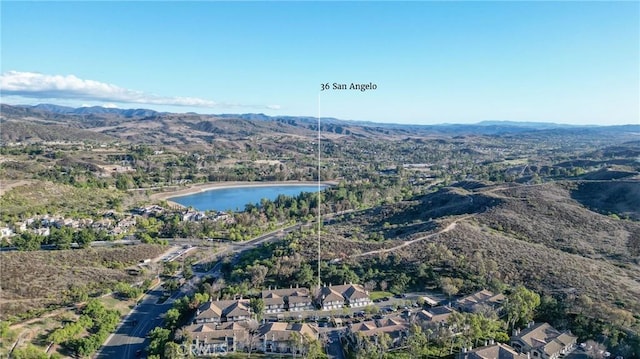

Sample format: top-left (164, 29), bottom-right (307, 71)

top-left (0, 244), bottom-right (167, 320)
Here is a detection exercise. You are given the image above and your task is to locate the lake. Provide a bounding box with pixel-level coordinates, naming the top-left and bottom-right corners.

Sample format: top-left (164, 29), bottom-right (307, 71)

top-left (169, 184), bottom-right (328, 212)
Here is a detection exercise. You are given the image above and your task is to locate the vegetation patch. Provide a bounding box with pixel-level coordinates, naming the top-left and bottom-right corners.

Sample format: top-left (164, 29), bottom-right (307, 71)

top-left (0, 244), bottom-right (166, 320)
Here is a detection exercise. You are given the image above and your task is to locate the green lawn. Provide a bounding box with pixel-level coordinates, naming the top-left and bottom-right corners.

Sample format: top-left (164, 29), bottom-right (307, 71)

top-left (369, 291), bottom-right (394, 301)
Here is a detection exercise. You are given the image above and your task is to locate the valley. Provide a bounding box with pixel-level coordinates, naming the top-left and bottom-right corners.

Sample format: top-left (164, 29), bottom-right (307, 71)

top-left (1, 105), bottom-right (639, 358)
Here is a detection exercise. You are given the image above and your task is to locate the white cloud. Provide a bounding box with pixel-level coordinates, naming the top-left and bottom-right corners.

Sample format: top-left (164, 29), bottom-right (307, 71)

top-left (0, 71), bottom-right (279, 110)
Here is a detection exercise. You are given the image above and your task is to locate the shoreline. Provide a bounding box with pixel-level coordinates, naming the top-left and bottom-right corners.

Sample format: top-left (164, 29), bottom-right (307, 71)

top-left (151, 180), bottom-right (337, 208)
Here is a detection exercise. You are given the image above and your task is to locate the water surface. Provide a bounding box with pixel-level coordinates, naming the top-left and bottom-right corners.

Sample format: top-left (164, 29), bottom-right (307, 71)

top-left (170, 184), bottom-right (327, 212)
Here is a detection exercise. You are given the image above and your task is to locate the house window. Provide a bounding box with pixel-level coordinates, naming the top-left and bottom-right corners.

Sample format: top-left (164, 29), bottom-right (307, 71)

top-left (533, 352), bottom-right (539, 357)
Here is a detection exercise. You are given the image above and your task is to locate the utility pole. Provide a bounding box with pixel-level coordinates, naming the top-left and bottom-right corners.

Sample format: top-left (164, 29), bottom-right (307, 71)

top-left (317, 94), bottom-right (322, 290)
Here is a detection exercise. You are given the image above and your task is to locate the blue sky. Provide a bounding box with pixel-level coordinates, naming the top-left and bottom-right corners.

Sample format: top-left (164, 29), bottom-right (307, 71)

top-left (1, 1), bottom-right (638, 125)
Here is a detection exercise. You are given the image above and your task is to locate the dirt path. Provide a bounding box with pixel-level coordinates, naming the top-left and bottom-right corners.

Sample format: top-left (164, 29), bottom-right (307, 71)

top-left (350, 216), bottom-right (471, 258)
top-left (0, 180), bottom-right (34, 196)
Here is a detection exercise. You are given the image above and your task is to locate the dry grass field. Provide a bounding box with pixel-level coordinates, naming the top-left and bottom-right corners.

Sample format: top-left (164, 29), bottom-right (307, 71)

top-left (0, 244), bottom-right (167, 320)
top-left (307, 181), bottom-right (640, 322)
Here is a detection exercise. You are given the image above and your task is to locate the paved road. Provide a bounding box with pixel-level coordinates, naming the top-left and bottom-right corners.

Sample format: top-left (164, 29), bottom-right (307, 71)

top-left (95, 223), bottom-right (303, 358)
top-left (324, 329), bottom-right (347, 359)
top-left (96, 287), bottom-right (170, 359)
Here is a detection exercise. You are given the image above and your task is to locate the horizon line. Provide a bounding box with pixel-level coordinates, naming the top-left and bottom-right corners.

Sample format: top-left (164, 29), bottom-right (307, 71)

top-left (1, 102), bottom-right (638, 128)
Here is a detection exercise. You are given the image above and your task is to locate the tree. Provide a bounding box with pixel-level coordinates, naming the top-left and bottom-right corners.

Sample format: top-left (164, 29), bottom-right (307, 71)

top-left (115, 173), bottom-right (132, 190)
top-left (245, 320), bottom-right (261, 358)
top-left (164, 279), bottom-right (180, 293)
top-left (183, 265), bottom-right (194, 280)
top-left (164, 308), bottom-right (181, 330)
top-left (406, 324), bottom-right (429, 359)
top-left (250, 298), bottom-right (265, 321)
top-left (374, 333), bottom-right (392, 359)
top-left (505, 285), bottom-right (540, 330)
top-left (440, 277), bottom-right (463, 299)
top-left (49, 226), bottom-right (74, 249)
top-left (164, 341), bottom-right (183, 359)
top-left (306, 336), bottom-right (328, 359)
top-left (147, 327), bottom-right (171, 356)
top-left (11, 344), bottom-right (49, 359)
top-left (74, 228), bottom-right (96, 248)
top-left (12, 232), bottom-right (43, 251)
top-left (584, 340), bottom-right (607, 359)
top-left (296, 263), bottom-right (315, 288)
top-left (248, 264), bottom-right (268, 288)
top-left (0, 320), bottom-right (16, 343)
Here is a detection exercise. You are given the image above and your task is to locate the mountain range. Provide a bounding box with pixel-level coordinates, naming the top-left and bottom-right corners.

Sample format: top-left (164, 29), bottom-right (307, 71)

top-left (1, 103), bottom-right (638, 145)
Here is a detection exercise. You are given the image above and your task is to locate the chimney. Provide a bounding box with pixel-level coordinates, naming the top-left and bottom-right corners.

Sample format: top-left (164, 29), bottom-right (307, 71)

top-left (489, 339), bottom-right (495, 345)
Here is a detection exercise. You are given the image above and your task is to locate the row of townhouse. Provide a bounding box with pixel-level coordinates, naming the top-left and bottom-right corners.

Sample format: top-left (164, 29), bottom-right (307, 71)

top-left (1, 213), bottom-right (139, 240)
top-left (261, 283), bottom-right (373, 313)
top-left (185, 300), bottom-right (319, 356)
top-left (194, 283), bottom-right (373, 323)
top-left (184, 321), bottom-right (320, 356)
top-left (348, 316), bottom-right (411, 348)
top-left (458, 322), bottom-right (578, 359)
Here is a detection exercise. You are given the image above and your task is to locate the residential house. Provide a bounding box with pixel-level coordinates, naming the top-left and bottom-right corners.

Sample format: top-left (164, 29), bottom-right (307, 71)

top-left (194, 300), bottom-right (252, 324)
top-left (183, 321), bottom-right (252, 355)
top-left (261, 286), bottom-right (314, 313)
top-left (457, 342), bottom-right (529, 359)
top-left (13, 222), bottom-right (27, 233)
top-left (0, 227), bottom-right (14, 238)
top-left (92, 218), bottom-right (113, 230)
top-left (182, 210), bottom-right (207, 222)
top-left (510, 322), bottom-right (577, 359)
top-left (317, 286), bottom-right (346, 311)
top-left (415, 305), bottom-right (456, 324)
top-left (456, 289), bottom-right (505, 313)
top-left (33, 227), bottom-right (50, 237)
top-left (317, 283), bottom-right (372, 310)
top-left (348, 316), bottom-right (410, 347)
top-left (259, 322), bottom-right (319, 354)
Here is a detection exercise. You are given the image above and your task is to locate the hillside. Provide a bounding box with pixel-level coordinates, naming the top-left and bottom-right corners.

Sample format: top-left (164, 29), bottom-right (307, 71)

top-left (314, 181), bottom-right (640, 319)
top-left (0, 244), bottom-right (167, 319)
top-left (0, 120), bottom-right (117, 143)
top-left (3, 104), bottom-right (639, 146)
top-left (570, 181), bottom-right (640, 220)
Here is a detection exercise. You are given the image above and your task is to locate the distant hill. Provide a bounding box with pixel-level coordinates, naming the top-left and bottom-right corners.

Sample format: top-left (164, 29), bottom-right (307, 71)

top-left (0, 120), bottom-right (117, 143)
top-left (30, 104), bottom-right (161, 118)
top-left (1, 103), bottom-right (639, 144)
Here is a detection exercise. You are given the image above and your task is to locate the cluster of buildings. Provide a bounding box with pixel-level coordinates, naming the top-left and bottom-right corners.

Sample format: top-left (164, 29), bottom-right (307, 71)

top-left (182, 298), bottom-right (316, 355)
top-left (0, 212), bottom-right (137, 240)
top-left (182, 283), bottom-right (372, 355)
top-left (259, 283), bottom-right (373, 314)
top-left (182, 286), bottom-right (577, 359)
top-left (179, 208), bottom-right (230, 223)
top-left (459, 322), bottom-right (577, 359)
top-left (181, 287), bottom-right (579, 358)
top-left (0, 204), bottom-right (231, 244)
top-left (339, 289), bottom-right (577, 359)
